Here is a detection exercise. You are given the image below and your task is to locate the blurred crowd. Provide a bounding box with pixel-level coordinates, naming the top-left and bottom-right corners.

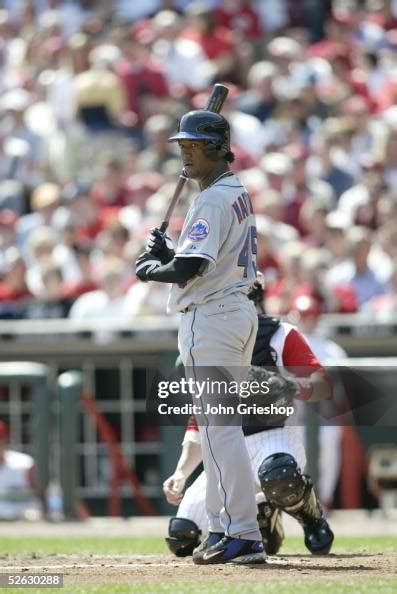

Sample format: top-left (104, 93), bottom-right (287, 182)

top-left (0, 0), bottom-right (397, 321)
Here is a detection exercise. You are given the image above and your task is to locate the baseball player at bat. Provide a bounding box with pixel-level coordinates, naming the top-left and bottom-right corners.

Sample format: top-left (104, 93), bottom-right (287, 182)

top-left (163, 281), bottom-right (334, 558)
top-left (135, 108), bottom-right (264, 564)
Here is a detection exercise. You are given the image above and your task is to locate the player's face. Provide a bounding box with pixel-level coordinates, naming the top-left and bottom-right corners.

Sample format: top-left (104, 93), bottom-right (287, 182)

top-left (177, 140), bottom-right (216, 180)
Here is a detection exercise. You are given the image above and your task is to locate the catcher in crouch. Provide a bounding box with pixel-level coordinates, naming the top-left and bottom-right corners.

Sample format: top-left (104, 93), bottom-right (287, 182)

top-left (163, 280), bottom-right (334, 558)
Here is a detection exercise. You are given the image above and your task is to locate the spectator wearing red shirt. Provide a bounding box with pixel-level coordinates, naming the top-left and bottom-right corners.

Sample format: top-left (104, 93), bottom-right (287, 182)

top-left (114, 30), bottom-right (169, 127)
top-left (63, 184), bottom-right (103, 243)
top-left (182, 3), bottom-right (236, 82)
top-left (283, 145), bottom-right (312, 235)
top-left (90, 158), bottom-right (133, 214)
top-left (292, 247), bottom-right (359, 315)
top-left (214, 0), bottom-right (262, 39)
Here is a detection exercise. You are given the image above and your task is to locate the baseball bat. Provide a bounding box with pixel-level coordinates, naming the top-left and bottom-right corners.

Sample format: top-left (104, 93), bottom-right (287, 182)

top-left (159, 83), bottom-right (229, 234)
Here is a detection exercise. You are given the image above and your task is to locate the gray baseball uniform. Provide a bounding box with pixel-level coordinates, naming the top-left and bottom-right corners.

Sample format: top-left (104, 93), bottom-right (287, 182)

top-left (168, 172), bottom-right (257, 313)
top-left (172, 172), bottom-right (261, 540)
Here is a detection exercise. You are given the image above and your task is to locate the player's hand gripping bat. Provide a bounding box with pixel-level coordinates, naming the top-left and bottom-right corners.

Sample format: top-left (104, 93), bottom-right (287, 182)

top-left (158, 83), bottom-right (229, 234)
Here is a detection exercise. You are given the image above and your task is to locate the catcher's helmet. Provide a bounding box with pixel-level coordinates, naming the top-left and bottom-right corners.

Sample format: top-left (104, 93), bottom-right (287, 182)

top-left (168, 110), bottom-right (231, 160)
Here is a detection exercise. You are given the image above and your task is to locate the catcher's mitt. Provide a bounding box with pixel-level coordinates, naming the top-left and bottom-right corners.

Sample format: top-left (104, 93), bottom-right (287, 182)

top-left (244, 365), bottom-right (298, 427)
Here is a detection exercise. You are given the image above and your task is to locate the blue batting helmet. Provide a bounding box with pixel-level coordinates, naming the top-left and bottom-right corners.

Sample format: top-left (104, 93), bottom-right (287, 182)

top-left (168, 110), bottom-right (231, 159)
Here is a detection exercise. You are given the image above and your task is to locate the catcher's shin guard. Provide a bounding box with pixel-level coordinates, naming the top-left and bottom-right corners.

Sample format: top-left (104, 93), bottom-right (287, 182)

top-left (257, 501), bottom-right (284, 555)
top-left (165, 517), bottom-right (201, 557)
top-left (286, 482), bottom-right (334, 555)
top-left (258, 453), bottom-right (334, 555)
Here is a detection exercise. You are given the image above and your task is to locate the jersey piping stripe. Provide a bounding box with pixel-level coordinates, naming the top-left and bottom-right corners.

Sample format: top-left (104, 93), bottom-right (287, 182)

top-left (188, 308), bottom-right (197, 368)
top-left (200, 253), bottom-right (216, 263)
top-left (213, 184), bottom-right (244, 188)
top-left (188, 307), bottom-right (232, 535)
top-left (176, 253), bottom-right (216, 263)
top-left (203, 425), bottom-right (232, 535)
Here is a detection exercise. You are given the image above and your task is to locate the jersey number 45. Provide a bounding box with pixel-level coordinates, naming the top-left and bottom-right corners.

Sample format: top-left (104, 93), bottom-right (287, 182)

top-left (238, 225), bottom-right (257, 278)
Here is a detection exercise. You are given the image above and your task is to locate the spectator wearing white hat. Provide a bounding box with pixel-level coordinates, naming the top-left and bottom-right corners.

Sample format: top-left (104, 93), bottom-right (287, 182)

top-left (16, 182), bottom-right (61, 252)
top-left (324, 211), bottom-right (350, 264)
top-left (260, 152), bottom-right (292, 192)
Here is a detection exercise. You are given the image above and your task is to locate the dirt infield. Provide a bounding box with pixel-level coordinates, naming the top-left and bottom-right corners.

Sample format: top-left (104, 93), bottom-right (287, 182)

top-left (0, 513), bottom-right (395, 588)
top-left (0, 551), bottom-right (395, 586)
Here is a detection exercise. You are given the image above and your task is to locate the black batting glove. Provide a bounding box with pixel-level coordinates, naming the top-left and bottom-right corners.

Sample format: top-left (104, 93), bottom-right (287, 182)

top-left (146, 228), bottom-right (175, 264)
top-left (135, 252), bottom-right (161, 282)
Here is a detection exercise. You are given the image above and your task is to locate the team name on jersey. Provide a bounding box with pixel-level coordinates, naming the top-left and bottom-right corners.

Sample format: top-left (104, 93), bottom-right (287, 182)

top-left (231, 192), bottom-right (254, 224)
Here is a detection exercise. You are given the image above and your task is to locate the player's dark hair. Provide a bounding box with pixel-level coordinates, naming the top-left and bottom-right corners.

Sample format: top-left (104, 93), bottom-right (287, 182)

top-left (225, 151), bottom-right (235, 163)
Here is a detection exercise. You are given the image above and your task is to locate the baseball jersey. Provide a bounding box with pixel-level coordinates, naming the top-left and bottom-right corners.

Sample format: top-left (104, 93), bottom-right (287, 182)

top-left (167, 172), bottom-right (257, 314)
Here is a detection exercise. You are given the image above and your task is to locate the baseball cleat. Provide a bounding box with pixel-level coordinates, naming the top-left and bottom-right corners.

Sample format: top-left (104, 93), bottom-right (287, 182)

top-left (303, 517), bottom-right (334, 555)
top-left (192, 536), bottom-right (265, 565)
top-left (257, 501), bottom-right (285, 555)
top-left (192, 531), bottom-right (224, 556)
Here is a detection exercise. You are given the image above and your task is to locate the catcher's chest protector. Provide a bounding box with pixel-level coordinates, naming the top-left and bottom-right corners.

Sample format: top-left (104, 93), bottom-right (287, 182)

top-left (251, 316), bottom-right (281, 368)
